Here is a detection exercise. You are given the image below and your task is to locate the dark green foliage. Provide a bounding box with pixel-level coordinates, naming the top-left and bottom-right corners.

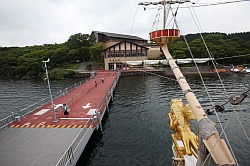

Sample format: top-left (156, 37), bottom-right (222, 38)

top-left (0, 33), bottom-right (103, 79)
top-left (66, 33), bottom-right (95, 49)
top-left (47, 68), bottom-right (82, 79)
top-left (1, 32), bottom-right (249, 79)
top-left (89, 43), bottom-right (103, 62)
top-left (169, 32), bottom-right (250, 65)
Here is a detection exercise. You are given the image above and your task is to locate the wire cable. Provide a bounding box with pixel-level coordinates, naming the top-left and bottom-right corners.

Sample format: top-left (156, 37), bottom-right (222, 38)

top-left (186, 2), bottom-right (250, 165)
top-left (179, 0), bottom-right (250, 8)
top-left (130, 5), bottom-right (139, 34)
top-left (187, 4), bottom-right (240, 165)
top-left (214, 53), bottom-right (250, 60)
top-left (189, 2), bottom-right (250, 145)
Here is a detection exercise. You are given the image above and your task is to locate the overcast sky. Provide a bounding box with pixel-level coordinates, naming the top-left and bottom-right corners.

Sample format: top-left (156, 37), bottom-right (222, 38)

top-left (0, 0), bottom-right (249, 47)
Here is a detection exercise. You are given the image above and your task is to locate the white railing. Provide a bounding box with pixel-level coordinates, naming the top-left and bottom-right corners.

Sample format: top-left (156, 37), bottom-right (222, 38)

top-left (0, 113), bottom-right (15, 130)
top-left (0, 79), bottom-right (88, 130)
top-left (56, 71), bottom-right (120, 166)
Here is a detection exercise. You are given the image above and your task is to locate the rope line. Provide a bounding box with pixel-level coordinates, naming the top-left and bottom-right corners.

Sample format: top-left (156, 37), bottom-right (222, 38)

top-left (177, 0), bottom-right (250, 8)
top-left (214, 53), bottom-right (250, 60)
top-left (186, 3), bottom-right (250, 165)
top-left (130, 5), bottom-right (139, 34)
top-left (189, 3), bottom-right (250, 145)
top-left (187, 4), bottom-right (239, 165)
top-left (135, 68), bottom-right (194, 86)
top-left (151, 7), bottom-right (162, 31)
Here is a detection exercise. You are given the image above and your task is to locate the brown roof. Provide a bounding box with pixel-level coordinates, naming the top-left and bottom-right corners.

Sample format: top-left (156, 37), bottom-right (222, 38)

top-left (92, 31), bottom-right (147, 41)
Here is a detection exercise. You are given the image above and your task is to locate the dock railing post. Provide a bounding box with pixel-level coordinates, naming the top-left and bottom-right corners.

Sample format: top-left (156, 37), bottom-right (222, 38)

top-left (110, 89), bottom-right (113, 101)
top-left (106, 96), bottom-right (109, 113)
top-left (95, 109), bottom-right (102, 131)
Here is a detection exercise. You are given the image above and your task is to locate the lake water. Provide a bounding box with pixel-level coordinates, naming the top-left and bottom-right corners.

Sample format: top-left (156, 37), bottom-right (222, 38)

top-left (0, 73), bottom-right (249, 165)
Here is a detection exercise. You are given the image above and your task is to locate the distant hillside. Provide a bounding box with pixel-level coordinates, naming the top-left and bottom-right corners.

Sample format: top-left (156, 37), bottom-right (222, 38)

top-left (0, 33), bottom-right (103, 79)
top-left (0, 32), bottom-right (249, 79)
top-left (169, 32), bottom-right (250, 65)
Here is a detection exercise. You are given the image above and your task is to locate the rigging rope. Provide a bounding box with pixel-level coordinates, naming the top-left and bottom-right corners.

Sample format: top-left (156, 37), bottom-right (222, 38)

top-left (214, 53), bottom-right (250, 60)
top-left (186, 2), bottom-right (250, 165)
top-left (178, 0), bottom-right (250, 8)
top-left (130, 5), bottom-right (139, 34)
top-left (186, 4), bottom-right (241, 165)
top-left (188, 2), bottom-right (250, 144)
top-left (135, 68), bottom-right (194, 86)
top-left (151, 7), bottom-right (162, 31)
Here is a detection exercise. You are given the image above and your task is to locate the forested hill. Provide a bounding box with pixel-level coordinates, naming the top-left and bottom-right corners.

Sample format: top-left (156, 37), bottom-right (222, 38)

top-left (0, 33), bottom-right (103, 79)
top-left (169, 32), bottom-right (250, 65)
top-left (0, 32), bottom-right (249, 79)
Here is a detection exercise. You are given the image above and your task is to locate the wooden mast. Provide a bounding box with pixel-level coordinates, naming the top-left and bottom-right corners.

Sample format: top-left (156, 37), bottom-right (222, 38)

top-left (139, 0), bottom-right (236, 165)
top-left (161, 46), bottom-right (235, 165)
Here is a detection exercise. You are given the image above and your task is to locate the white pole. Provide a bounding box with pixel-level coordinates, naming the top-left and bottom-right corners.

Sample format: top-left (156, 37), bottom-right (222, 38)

top-left (43, 59), bottom-right (58, 123)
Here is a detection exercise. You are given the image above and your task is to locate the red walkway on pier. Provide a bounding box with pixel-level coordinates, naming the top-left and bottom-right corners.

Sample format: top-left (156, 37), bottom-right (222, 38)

top-left (10, 71), bottom-right (119, 128)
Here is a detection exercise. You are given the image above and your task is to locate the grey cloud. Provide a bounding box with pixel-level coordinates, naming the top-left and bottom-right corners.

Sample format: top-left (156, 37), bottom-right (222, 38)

top-left (0, 0), bottom-right (249, 47)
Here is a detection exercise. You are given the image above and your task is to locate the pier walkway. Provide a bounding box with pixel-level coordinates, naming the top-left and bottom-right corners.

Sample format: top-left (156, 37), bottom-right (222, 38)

top-left (0, 70), bottom-right (120, 166)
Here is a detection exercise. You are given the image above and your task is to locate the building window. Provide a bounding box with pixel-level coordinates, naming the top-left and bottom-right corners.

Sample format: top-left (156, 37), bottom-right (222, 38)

top-left (116, 63), bottom-right (123, 69)
top-left (109, 63), bottom-right (114, 70)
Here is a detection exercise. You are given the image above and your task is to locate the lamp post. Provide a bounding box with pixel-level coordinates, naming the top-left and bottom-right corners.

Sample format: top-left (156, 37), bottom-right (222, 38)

top-left (42, 59), bottom-right (58, 123)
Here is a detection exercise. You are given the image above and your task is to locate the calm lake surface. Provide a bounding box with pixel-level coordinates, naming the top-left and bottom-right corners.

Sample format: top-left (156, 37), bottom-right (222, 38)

top-left (1, 73), bottom-right (249, 165)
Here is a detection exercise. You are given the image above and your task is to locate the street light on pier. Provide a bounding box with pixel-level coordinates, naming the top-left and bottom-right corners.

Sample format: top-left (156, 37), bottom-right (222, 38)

top-left (42, 58), bottom-right (58, 123)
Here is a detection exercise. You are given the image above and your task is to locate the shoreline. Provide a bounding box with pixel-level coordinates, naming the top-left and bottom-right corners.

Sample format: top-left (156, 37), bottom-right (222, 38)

top-left (120, 66), bottom-right (230, 76)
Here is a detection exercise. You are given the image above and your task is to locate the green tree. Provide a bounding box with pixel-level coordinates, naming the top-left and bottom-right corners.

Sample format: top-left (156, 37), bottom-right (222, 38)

top-left (66, 33), bottom-right (95, 49)
top-left (89, 43), bottom-right (103, 62)
top-left (78, 46), bottom-right (90, 62)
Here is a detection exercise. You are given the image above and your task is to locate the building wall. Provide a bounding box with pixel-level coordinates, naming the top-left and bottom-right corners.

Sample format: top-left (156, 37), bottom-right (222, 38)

top-left (147, 46), bottom-right (161, 59)
top-left (92, 32), bottom-right (150, 70)
top-left (103, 39), bottom-right (147, 49)
top-left (103, 41), bottom-right (148, 59)
top-left (103, 41), bottom-right (119, 49)
top-left (104, 56), bottom-right (147, 70)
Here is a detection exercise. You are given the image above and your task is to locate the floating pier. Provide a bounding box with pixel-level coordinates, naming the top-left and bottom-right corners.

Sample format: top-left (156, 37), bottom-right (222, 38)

top-left (0, 70), bottom-right (120, 166)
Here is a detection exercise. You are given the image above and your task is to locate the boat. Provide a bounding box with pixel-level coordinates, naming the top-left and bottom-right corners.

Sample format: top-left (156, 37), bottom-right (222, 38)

top-left (230, 66), bottom-right (245, 73)
top-left (230, 66), bottom-right (250, 74)
top-left (139, 0), bottom-right (248, 165)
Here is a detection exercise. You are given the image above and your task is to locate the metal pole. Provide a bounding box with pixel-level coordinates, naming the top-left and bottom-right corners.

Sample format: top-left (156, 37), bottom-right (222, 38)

top-left (43, 60), bottom-right (58, 123)
top-left (163, 0), bottom-right (166, 29)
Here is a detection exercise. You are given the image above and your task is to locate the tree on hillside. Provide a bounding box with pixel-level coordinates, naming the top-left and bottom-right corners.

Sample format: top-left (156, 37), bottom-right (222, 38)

top-left (66, 33), bottom-right (95, 49)
top-left (78, 46), bottom-right (91, 62)
top-left (89, 43), bottom-right (103, 62)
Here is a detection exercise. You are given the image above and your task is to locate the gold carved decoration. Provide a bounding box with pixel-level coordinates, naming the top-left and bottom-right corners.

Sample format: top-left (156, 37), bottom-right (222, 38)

top-left (168, 99), bottom-right (198, 157)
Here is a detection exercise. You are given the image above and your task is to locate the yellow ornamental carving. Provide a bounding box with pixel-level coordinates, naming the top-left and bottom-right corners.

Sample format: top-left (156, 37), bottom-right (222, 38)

top-left (168, 99), bottom-right (198, 157)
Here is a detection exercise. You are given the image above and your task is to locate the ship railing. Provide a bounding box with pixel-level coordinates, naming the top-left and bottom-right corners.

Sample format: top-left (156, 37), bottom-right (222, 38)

top-left (56, 88), bottom-right (107, 166)
top-left (82, 90), bottom-right (109, 129)
top-left (56, 71), bottom-right (120, 166)
top-left (19, 79), bottom-right (86, 118)
top-left (0, 113), bottom-right (15, 130)
top-left (84, 71), bottom-right (120, 128)
top-left (56, 126), bottom-right (88, 166)
top-left (0, 79), bottom-right (87, 130)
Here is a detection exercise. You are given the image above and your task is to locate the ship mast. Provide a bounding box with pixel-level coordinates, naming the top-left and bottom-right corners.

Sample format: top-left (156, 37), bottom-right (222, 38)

top-left (139, 1), bottom-right (236, 165)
